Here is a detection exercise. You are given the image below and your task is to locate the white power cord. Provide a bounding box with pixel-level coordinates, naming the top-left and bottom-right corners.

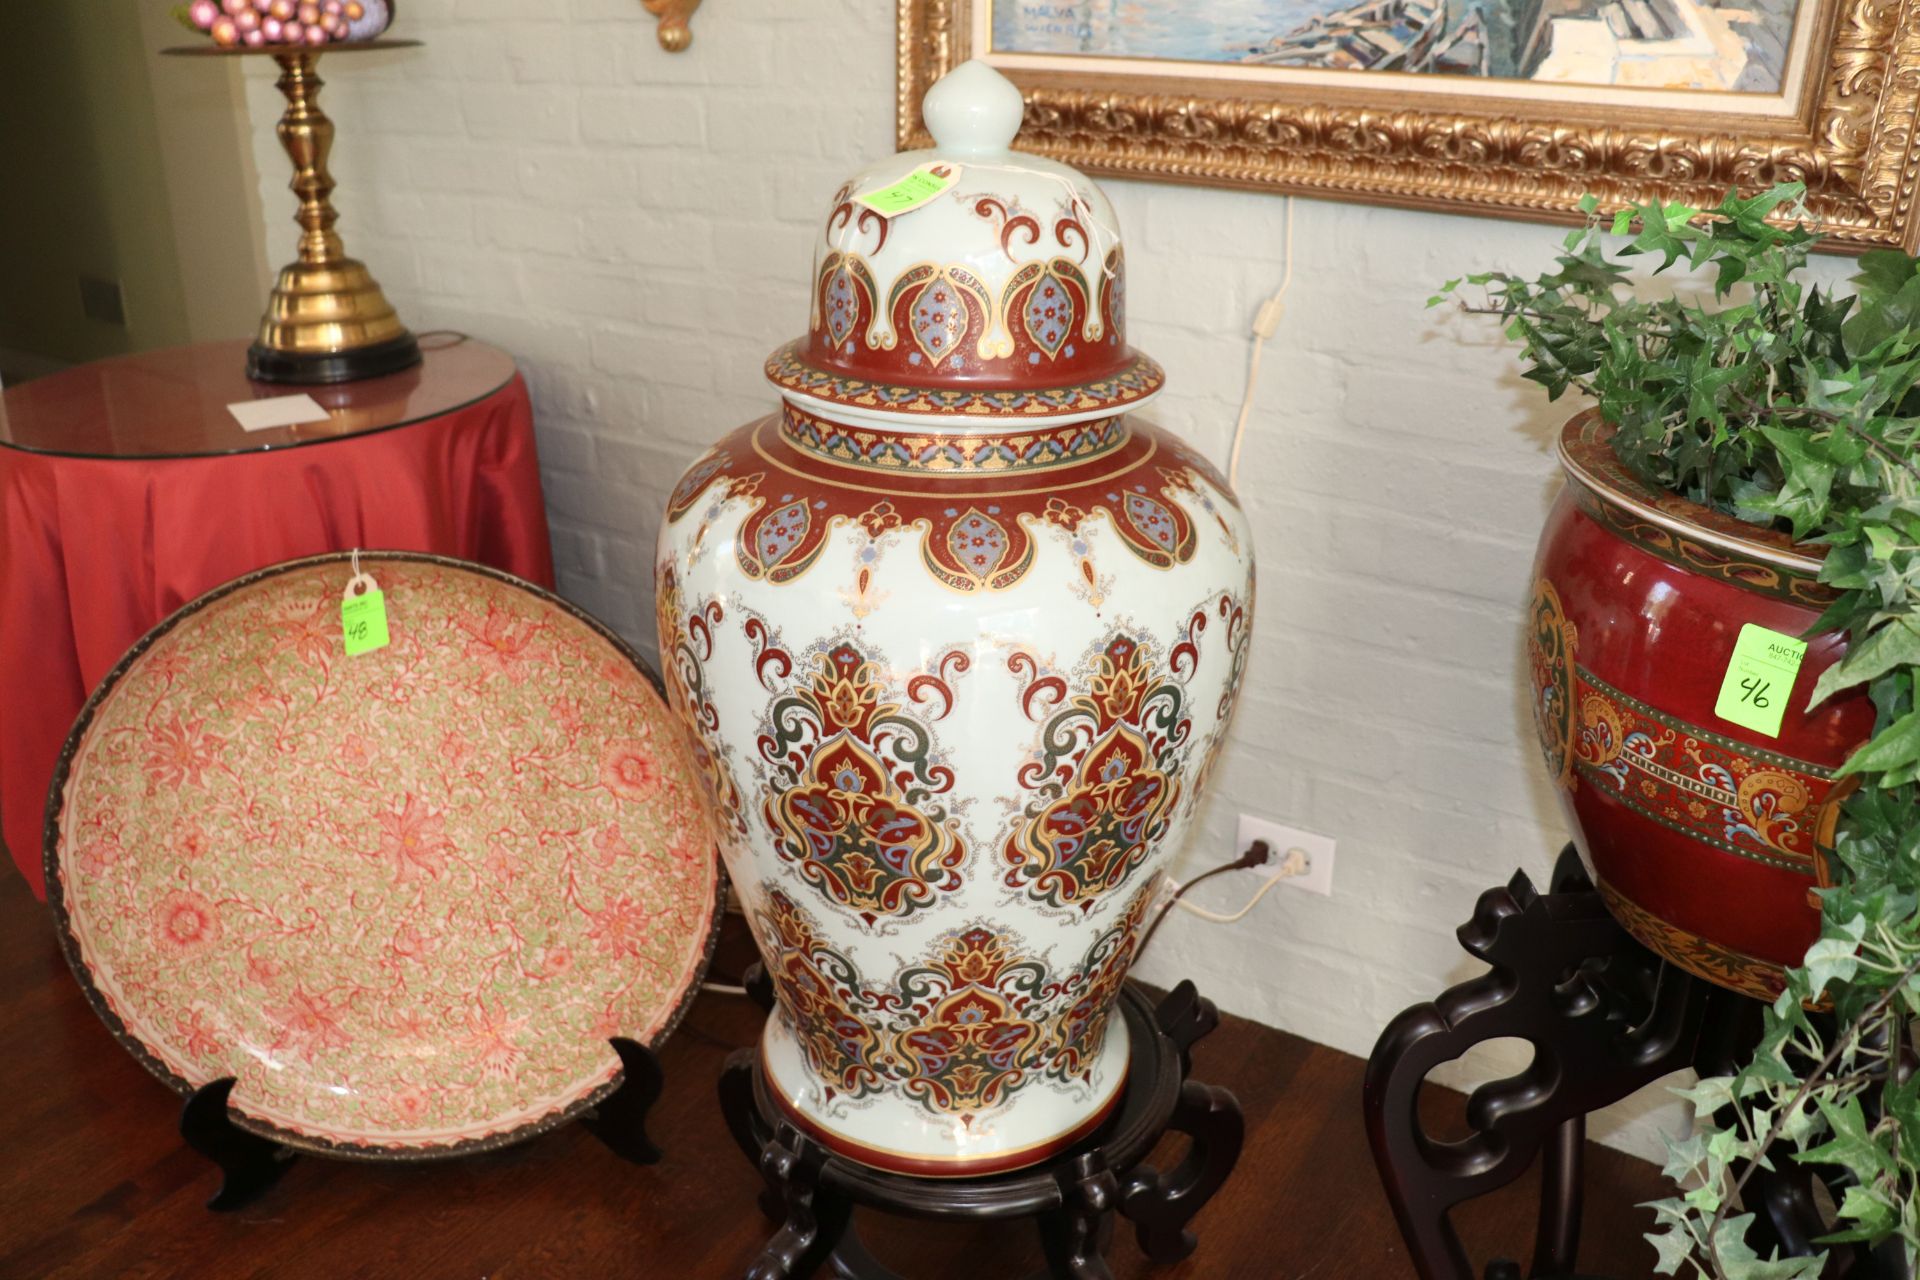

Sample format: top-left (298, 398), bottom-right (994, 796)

top-left (1225, 195), bottom-right (1296, 492)
top-left (1167, 844), bottom-right (1312, 925)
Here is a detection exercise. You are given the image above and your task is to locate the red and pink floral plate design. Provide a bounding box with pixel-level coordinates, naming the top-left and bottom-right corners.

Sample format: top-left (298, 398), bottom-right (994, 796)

top-left (45, 552), bottom-right (722, 1159)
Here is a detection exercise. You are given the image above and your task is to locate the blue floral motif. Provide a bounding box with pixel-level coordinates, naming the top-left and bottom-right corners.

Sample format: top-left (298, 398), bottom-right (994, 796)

top-left (1023, 269), bottom-right (1074, 358)
top-left (910, 276), bottom-right (969, 368)
top-left (1122, 493), bottom-right (1178, 555)
top-left (755, 500), bottom-right (812, 569)
top-left (824, 267), bottom-right (859, 349)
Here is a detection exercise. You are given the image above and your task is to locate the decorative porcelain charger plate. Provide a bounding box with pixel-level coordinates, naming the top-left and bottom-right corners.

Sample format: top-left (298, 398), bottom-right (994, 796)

top-left (46, 552), bottom-right (722, 1159)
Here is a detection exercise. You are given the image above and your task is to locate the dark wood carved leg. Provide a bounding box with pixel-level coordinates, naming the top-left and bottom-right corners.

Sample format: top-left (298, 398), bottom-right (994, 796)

top-left (1037, 1151), bottom-right (1119, 1280)
top-left (1362, 845), bottom-right (1714, 1280)
top-left (719, 1047), bottom-right (787, 1223)
top-left (1530, 1116), bottom-right (1584, 1278)
top-left (178, 1078), bottom-right (294, 1211)
top-left (747, 1122), bottom-right (854, 1280)
top-left (1121, 1078), bottom-right (1243, 1264)
top-left (744, 960), bottom-right (777, 1012)
top-left (579, 1037), bottom-right (664, 1165)
top-left (1152, 980), bottom-right (1220, 1075)
top-left (821, 1227), bottom-right (911, 1280)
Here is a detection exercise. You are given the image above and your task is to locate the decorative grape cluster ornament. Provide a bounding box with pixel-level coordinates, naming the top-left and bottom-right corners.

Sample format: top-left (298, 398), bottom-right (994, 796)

top-left (178, 0), bottom-right (391, 47)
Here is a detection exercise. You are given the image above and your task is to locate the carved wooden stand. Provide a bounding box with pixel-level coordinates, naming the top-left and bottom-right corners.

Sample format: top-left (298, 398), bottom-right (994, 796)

top-left (1363, 843), bottom-right (1909, 1280)
top-left (719, 976), bottom-right (1242, 1280)
top-left (180, 1036), bottom-right (667, 1211)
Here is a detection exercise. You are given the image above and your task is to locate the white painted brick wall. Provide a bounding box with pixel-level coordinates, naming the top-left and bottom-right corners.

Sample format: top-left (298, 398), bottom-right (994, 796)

top-left (241, 0), bottom-right (1857, 1167)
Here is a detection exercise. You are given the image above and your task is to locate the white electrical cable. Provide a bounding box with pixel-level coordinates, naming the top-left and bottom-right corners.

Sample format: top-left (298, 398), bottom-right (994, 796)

top-left (1226, 196), bottom-right (1296, 492)
top-left (1165, 846), bottom-right (1312, 926)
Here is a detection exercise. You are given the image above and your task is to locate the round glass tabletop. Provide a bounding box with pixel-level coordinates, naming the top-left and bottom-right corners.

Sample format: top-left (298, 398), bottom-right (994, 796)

top-left (0, 336), bottom-right (515, 461)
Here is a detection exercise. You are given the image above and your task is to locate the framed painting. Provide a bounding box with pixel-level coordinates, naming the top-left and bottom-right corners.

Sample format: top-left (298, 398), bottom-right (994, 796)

top-left (896, 0), bottom-right (1920, 251)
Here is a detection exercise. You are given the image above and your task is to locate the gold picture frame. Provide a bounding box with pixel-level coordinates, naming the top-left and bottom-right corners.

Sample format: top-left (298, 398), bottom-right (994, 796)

top-left (897, 0), bottom-right (1920, 252)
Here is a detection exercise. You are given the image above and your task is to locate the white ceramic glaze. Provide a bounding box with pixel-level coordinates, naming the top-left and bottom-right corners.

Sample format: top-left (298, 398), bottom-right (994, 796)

top-left (657, 61), bottom-right (1254, 1177)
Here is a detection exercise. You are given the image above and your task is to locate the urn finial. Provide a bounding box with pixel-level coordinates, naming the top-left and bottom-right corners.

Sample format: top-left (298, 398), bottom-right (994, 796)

top-left (922, 59), bottom-right (1025, 154)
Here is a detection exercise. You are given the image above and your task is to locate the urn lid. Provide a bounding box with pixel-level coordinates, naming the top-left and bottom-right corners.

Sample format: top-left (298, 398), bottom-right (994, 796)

top-left (765, 60), bottom-right (1162, 426)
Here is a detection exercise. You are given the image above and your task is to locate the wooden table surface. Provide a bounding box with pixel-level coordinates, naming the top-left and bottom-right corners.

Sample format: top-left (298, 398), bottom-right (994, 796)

top-left (0, 867), bottom-right (1670, 1278)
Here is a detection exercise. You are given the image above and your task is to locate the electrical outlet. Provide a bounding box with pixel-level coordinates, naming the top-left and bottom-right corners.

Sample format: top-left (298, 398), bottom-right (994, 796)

top-left (1236, 814), bottom-right (1335, 897)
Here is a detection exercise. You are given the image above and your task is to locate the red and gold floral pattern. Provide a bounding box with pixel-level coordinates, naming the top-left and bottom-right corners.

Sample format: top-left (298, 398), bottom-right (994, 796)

top-left (778, 404), bottom-right (1128, 476)
top-left (655, 564), bottom-right (747, 838)
top-left (797, 190), bottom-right (1131, 399)
top-left (664, 406), bottom-right (1210, 596)
top-left (49, 556), bottom-right (721, 1157)
top-left (766, 341), bottom-right (1165, 420)
top-left (754, 637), bottom-right (969, 925)
top-left (1004, 629), bottom-right (1194, 912)
top-left (1567, 668), bottom-right (1836, 872)
top-left (1529, 579), bottom-right (1579, 789)
top-left (1526, 573), bottom-right (1843, 874)
top-left (1597, 883), bottom-right (1787, 1002)
top-left (754, 883), bottom-right (1152, 1116)
top-left (756, 887), bottom-right (887, 1104)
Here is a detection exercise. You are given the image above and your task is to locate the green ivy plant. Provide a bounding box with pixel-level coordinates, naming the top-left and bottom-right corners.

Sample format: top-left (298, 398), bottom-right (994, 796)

top-left (1443, 185), bottom-right (1920, 1279)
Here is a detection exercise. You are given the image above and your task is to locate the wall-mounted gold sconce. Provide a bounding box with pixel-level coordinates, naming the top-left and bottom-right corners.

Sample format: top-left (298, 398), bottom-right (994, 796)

top-left (642, 0), bottom-right (700, 51)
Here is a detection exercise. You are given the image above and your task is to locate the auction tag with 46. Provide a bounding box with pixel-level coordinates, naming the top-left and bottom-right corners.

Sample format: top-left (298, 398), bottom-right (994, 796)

top-left (1713, 622), bottom-right (1807, 739)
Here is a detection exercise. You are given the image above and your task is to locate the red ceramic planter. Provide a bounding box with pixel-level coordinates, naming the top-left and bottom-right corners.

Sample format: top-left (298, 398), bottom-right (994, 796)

top-left (1527, 413), bottom-right (1875, 999)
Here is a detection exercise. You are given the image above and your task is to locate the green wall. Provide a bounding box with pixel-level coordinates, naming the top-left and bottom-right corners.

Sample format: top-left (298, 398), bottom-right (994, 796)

top-left (0, 2), bottom-right (194, 362)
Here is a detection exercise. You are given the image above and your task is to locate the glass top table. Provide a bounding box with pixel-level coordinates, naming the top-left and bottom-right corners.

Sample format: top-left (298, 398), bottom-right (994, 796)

top-left (0, 335), bottom-right (514, 460)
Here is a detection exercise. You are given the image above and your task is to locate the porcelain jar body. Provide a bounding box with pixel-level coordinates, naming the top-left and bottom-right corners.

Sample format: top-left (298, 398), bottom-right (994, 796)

top-left (655, 405), bottom-right (1253, 1174)
top-left (1526, 413), bottom-right (1872, 999)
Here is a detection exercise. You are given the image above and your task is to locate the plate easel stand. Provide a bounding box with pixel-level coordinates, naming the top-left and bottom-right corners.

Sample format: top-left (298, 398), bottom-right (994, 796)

top-left (178, 1037), bottom-right (668, 1211)
top-left (719, 971), bottom-right (1243, 1280)
top-left (1363, 843), bottom-right (1911, 1280)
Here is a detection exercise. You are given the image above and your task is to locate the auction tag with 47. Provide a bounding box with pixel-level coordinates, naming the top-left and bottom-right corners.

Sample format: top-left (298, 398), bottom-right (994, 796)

top-left (1713, 622), bottom-right (1807, 738)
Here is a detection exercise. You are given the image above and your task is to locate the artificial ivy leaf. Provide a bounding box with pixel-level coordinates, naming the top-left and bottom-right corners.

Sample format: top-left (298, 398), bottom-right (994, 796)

top-left (1709, 1214), bottom-right (1829, 1279)
top-left (1777, 1097), bottom-right (1818, 1147)
top-left (1883, 1058), bottom-right (1920, 1142)
top-left (1834, 708), bottom-right (1920, 781)
top-left (1797, 1094), bottom-right (1894, 1181)
top-left (1671, 1076), bottom-right (1736, 1118)
top-left (1811, 616), bottom-right (1920, 707)
top-left (1685, 1183), bottom-right (1724, 1214)
top-left (1801, 914), bottom-right (1866, 999)
top-left (1818, 1184), bottom-right (1900, 1242)
top-left (1853, 250), bottom-right (1918, 308)
top-left (1660, 1130), bottom-right (1717, 1190)
top-left (1846, 269), bottom-right (1920, 357)
top-left (1645, 1222), bottom-right (1695, 1275)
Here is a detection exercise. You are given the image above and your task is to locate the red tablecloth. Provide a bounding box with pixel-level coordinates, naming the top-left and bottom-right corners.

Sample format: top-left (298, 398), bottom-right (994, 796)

top-left (0, 354), bottom-right (553, 898)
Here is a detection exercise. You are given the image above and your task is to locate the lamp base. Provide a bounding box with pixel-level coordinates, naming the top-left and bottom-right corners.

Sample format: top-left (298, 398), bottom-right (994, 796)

top-left (247, 251), bottom-right (421, 385)
top-left (247, 331), bottom-right (422, 386)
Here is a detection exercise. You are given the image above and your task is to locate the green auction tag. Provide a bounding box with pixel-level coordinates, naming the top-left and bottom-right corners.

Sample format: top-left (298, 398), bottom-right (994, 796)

top-left (854, 163), bottom-right (960, 217)
top-left (341, 575), bottom-right (390, 657)
top-left (1713, 623), bottom-right (1807, 738)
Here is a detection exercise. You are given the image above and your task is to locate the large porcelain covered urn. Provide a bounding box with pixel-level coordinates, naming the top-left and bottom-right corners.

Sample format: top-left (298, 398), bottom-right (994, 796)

top-left (655, 61), bottom-right (1255, 1176)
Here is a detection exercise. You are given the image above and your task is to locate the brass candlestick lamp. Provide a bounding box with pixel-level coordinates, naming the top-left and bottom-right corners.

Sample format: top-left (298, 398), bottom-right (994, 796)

top-left (167, 41), bottom-right (421, 384)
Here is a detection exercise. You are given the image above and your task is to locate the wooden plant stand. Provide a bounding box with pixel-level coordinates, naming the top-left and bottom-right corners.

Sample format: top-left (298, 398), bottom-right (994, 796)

top-left (719, 978), bottom-right (1242, 1280)
top-left (1364, 843), bottom-right (1908, 1280)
